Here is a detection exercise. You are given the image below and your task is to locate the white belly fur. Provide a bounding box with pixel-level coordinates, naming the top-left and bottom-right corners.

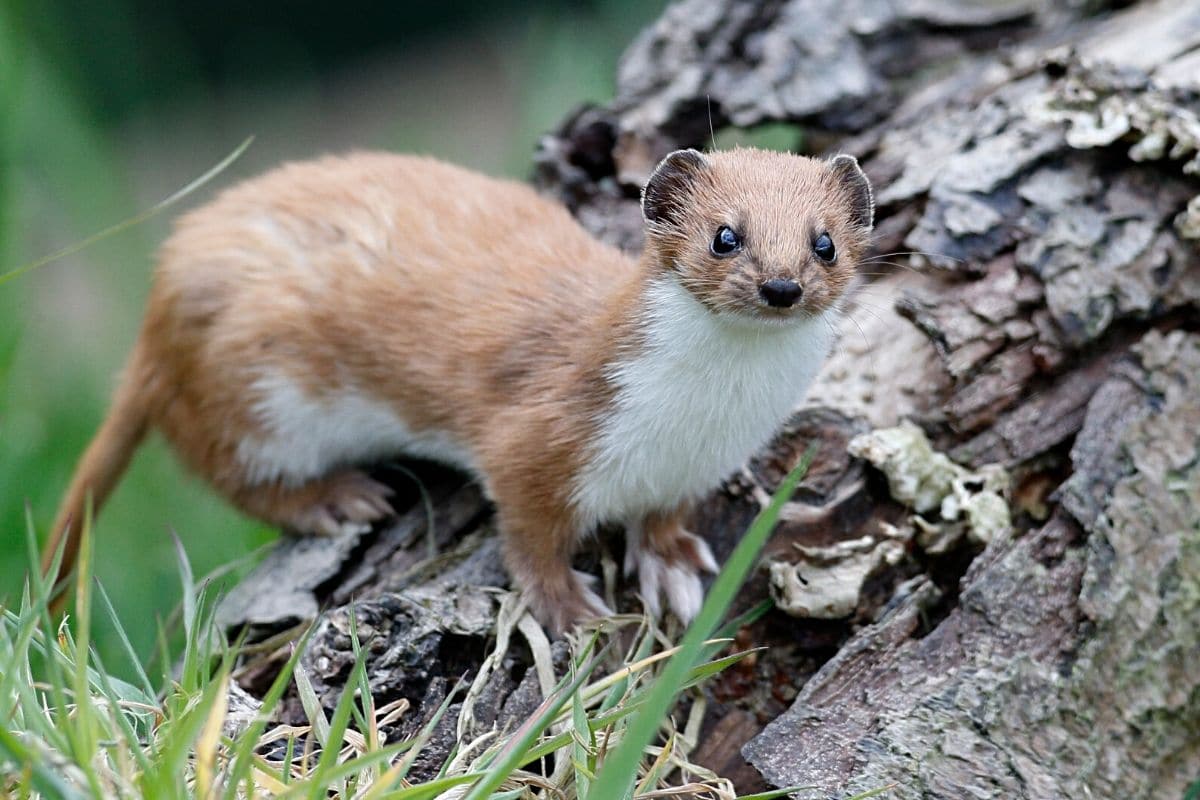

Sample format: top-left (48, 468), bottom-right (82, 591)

top-left (237, 370), bottom-right (477, 487)
top-left (572, 278), bottom-right (834, 526)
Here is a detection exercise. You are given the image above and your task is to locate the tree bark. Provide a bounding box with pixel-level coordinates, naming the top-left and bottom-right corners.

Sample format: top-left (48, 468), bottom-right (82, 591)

top-left (219, 0), bottom-right (1200, 794)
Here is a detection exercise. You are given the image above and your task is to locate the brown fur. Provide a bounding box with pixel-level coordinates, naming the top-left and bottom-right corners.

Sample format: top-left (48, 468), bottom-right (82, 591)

top-left (644, 149), bottom-right (868, 319)
top-left (46, 147), bottom-right (871, 631)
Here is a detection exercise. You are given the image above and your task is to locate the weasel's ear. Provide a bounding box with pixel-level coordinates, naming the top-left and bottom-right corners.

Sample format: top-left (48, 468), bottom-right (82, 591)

top-left (829, 154), bottom-right (874, 231)
top-left (642, 149), bottom-right (708, 226)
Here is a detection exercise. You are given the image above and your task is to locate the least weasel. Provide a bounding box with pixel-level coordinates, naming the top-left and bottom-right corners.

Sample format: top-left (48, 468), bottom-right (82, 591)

top-left (46, 147), bottom-right (874, 633)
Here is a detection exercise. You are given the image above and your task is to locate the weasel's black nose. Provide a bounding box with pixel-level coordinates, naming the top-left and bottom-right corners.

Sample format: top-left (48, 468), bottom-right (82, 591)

top-left (759, 279), bottom-right (803, 308)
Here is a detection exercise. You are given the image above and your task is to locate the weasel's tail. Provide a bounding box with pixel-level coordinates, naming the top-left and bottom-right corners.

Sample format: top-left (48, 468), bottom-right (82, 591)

top-left (43, 345), bottom-right (153, 596)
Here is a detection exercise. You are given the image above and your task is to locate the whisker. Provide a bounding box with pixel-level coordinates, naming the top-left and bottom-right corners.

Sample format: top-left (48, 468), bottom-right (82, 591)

top-left (822, 313), bottom-right (840, 343)
top-left (856, 267), bottom-right (921, 277)
top-left (707, 95), bottom-right (716, 152)
top-left (825, 312), bottom-right (879, 378)
top-left (868, 250), bottom-right (964, 263)
top-left (868, 248), bottom-right (960, 261)
top-left (846, 295), bottom-right (892, 312)
top-left (848, 306), bottom-right (888, 329)
top-left (842, 309), bottom-right (872, 351)
top-left (843, 297), bottom-right (891, 327)
top-left (859, 260), bottom-right (922, 273)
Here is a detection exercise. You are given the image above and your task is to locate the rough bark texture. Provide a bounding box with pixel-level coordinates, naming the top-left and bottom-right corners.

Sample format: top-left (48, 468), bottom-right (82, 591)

top-left (747, 332), bottom-right (1200, 799)
top-left (220, 0), bottom-right (1200, 795)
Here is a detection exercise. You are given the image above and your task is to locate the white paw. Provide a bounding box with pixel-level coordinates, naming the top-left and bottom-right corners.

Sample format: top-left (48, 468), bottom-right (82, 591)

top-left (626, 527), bottom-right (718, 624)
top-left (690, 535), bottom-right (720, 574)
top-left (641, 555), bottom-right (704, 622)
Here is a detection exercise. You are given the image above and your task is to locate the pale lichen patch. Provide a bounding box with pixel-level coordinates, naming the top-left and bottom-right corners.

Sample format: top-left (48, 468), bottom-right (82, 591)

top-left (768, 534), bottom-right (908, 619)
top-left (848, 420), bottom-right (1012, 549)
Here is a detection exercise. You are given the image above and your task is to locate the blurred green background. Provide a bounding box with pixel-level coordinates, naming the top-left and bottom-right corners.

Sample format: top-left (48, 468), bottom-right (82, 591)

top-left (0, 0), bottom-right (664, 673)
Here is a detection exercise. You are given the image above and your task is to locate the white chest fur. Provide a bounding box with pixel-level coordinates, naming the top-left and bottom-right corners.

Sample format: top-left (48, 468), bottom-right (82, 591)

top-left (572, 278), bottom-right (834, 526)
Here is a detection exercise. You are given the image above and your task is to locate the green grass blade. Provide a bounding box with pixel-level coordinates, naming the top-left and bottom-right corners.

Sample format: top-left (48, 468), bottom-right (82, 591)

top-left (276, 741), bottom-right (412, 800)
top-left (1, 609), bottom-right (67, 750)
top-left (351, 642), bottom-right (376, 753)
top-left (596, 621), bottom-right (655, 717)
top-left (634, 729), bottom-right (674, 795)
top-left (23, 502), bottom-right (59, 602)
top-left (86, 646), bottom-right (156, 775)
top-left (139, 667), bottom-right (227, 799)
top-left (461, 636), bottom-right (611, 800)
top-left (284, 736), bottom-right (297, 785)
top-left (293, 658), bottom-right (331, 748)
top-left (93, 580), bottom-right (156, 698)
top-left (679, 648), bottom-right (762, 689)
top-left (0, 587), bottom-right (40, 734)
top-left (486, 789), bottom-right (526, 800)
top-left (223, 627), bottom-right (315, 798)
top-left (572, 661), bottom-right (595, 800)
top-left (521, 703), bottom-right (638, 765)
top-left (0, 136), bottom-right (253, 287)
top-left (23, 505), bottom-right (75, 751)
top-left (0, 726), bottom-right (91, 800)
top-left (374, 772), bottom-right (479, 800)
top-left (713, 598), bottom-right (774, 641)
top-left (172, 532), bottom-right (197, 646)
top-left (303, 621), bottom-right (370, 799)
top-left (390, 676), bottom-right (466, 785)
top-left (588, 445), bottom-right (816, 799)
top-left (66, 500), bottom-right (104, 798)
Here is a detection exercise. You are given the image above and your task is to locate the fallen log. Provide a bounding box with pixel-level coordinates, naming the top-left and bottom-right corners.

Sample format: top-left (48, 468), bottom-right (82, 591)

top-left (220, 1), bottom-right (1200, 794)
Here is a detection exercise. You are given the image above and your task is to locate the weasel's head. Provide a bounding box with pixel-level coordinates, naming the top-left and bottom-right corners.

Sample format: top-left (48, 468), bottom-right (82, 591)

top-left (640, 147), bottom-right (873, 323)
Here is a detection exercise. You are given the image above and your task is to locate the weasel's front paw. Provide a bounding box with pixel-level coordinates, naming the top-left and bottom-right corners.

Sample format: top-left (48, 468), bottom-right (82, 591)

top-left (524, 569), bottom-right (613, 637)
top-left (625, 523), bottom-right (719, 624)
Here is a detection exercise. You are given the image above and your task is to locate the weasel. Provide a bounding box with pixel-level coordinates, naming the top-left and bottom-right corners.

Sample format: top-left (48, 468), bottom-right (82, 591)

top-left (46, 147), bottom-right (874, 633)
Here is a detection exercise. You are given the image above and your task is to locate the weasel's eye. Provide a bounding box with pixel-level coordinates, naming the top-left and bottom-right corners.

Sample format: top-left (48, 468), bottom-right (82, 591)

top-left (710, 226), bottom-right (742, 257)
top-left (813, 233), bottom-right (836, 262)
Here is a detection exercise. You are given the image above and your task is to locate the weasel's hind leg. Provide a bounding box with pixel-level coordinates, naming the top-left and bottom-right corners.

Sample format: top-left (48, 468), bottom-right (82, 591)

top-left (625, 510), bottom-right (719, 624)
top-left (234, 469), bottom-right (395, 537)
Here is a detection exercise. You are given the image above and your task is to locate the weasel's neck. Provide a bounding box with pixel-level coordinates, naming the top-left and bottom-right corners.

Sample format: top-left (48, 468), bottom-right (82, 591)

top-left (598, 254), bottom-right (832, 373)
top-left (613, 273), bottom-right (834, 390)
top-left (572, 266), bottom-right (835, 525)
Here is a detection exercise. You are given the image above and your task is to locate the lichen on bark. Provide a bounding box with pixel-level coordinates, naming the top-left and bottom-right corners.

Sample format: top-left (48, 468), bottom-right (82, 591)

top-left (746, 330), bottom-right (1200, 799)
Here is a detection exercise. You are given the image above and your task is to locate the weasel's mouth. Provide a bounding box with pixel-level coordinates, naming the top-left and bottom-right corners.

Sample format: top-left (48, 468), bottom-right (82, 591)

top-left (715, 303), bottom-right (811, 327)
top-left (755, 307), bottom-right (810, 324)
